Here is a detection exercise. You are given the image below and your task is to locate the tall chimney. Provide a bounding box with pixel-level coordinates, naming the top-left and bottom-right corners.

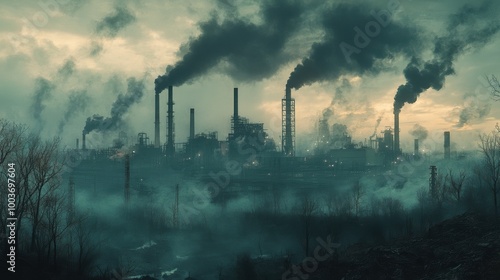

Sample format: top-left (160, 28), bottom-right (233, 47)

top-left (190, 108), bottom-right (195, 140)
top-left (76, 138), bottom-right (79, 150)
top-left (444, 131), bottom-right (450, 159)
top-left (394, 112), bottom-right (400, 154)
top-left (166, 86), bottom-right (175, 155)
top-left (282, 86), bottom-right (295, 156)
top-left (233, 88), bottom-right (238, 135)
top-left (82, 131), bottom-right (86, 150)
top-left (154, 93), bottom-right (160, 148)
top-left (414, 139), bottom-right (419, 155)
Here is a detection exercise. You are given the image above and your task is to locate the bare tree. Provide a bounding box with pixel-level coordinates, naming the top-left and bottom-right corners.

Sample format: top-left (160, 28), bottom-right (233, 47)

top-left (447, 169), bottom-right (467, 202)
top-left (478, 129), bottom-right (500, 217)
top-left (351, 181), bottom-right (364, 217)
top-left (486, 74), bottom-right (500, 100)
top-left (28, 137), bottom-right (65, 252)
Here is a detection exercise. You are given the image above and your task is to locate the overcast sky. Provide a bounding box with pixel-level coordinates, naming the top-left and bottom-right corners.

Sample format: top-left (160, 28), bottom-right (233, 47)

top-left (0, 0), bottom-right (499, 154)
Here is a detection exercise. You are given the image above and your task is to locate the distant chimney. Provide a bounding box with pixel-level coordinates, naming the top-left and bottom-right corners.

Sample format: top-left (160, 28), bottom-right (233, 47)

top-left (414, 139), bottom-right (419, 155)
top-left (190, 108), bottom-right (195, 140)
top-left (233, 88), bottom-right (238, 134)
top-left (394, 112), bottom-right (400, 154)
top-left (166, 86), bottom-right (175, 155)
top-left (124, 154), bottom-right (130, 205)
top-left (82, 131), bottom-right (86, 150)
top-left (76, 138), bottom-right (79, 150)
top-left (154, 92), bottom-right (160, 148)
top-left (444, 131), bottom-right (450, 159)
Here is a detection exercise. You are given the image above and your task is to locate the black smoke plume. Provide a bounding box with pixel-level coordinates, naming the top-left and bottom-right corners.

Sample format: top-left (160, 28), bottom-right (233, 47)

top-left (286, 3), bottom-right (420, 90)
top-left (83, 77), bottom-right (145, 135)
top-left (31, 77), bottom-right (55, 124)
top-left (393, 1), bottom-right (500, 113)
top-left (58, 90), bottom-right (90, 134)
top-left (155, 0), bottom-right (304, 93)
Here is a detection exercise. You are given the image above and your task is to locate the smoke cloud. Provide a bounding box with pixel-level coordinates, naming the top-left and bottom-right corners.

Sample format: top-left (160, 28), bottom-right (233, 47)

top-left (90, 5), bottom-right (137, 56)
top-left (409, 123), bottom-right (428, 141)
top-left (286, 3), bottom-right (420, 90)
top-left (455, 92), bottom-right (491, 127)
top-left (95, 6), bottom-right (136, 38)
top-left (393, 1), bottom-right (500, 113)
top-left (58, 90), bottom-right (91, 134)
top-left (155, 0), bottom-right (304, 93)
top-left (83, 77), bottom-right (145, 134)
top-left (57, 58), bottom-right (76, 80)
top-left (31, 77), bottom-right (55, 125)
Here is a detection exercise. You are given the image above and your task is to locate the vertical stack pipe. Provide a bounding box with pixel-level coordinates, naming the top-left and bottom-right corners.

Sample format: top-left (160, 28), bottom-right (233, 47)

top-left (444, 131), bottom-right (450, 159)
top-left (82, 131), bottom-right (86, 150)
top-left (233, 88), bottom-right (238, 135)
top-left (154, 93), bottom-right (160, 148)
top-left (284, 86), bottom-right (292, 156)
top-left (190, 108), bottom-right (195, 140)
top-left (394, 112), bottom-right (400, 154)
top-left (166, 86), bottom-right (174, 155)
top-left (76, 138), bottom-right (79, 150)
top-left (414, 139), bottom-right (419, 155)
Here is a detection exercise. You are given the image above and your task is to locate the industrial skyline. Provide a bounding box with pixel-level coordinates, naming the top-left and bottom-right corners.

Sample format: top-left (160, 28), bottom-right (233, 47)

top-left (0, 0), bottom-right (499, 154)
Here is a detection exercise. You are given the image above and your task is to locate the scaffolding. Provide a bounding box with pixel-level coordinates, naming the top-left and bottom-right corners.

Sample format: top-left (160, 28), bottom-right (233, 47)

top-left (282, 87), bottom-right (295, 156)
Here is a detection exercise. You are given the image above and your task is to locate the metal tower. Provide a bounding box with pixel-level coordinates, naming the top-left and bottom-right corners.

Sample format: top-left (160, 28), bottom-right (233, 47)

top-left (282, 86), bottom-right (295, 156)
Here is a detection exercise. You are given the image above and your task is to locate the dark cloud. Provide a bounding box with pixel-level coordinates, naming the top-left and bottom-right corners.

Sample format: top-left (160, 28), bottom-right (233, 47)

top-left (84, 77), bottom-right (145, 134)
top-left (393, 1), bottom-right (500, 113)
top-left (286, 2), bottom-right (420, 90)
top-left (58, 89), bottom-right (90, 134)
top-left (155, 0), bottom-right (305, 93)
top-left (95, 6), bottom-right (136, 38)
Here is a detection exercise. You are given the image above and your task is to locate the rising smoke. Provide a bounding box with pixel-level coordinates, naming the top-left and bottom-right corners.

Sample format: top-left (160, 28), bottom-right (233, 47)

top-left (409, 123), bottom-right (428, 141)
top-left (455, 92), bottom-right (491, 128)
top-left (286, 3), bottom-right (420, 90)
top-left (393, 1), bottom-right (500, 113)
top-left (31, 77), bottom-right (55, 126)
top-left (57, 58), bottom-right (76, 80)
top-left (90, 5), bottom-right (137, 56)
top-left (154, 0), bottom-right (305, 93)
top-left (83, 77), bottom-right (145, 135)
top-left (58, 90), bottom-right (91, 134)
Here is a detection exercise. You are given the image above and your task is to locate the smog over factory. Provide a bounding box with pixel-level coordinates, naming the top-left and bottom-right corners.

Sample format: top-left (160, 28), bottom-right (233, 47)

top-left (1, 0), bottom-right (500, 279)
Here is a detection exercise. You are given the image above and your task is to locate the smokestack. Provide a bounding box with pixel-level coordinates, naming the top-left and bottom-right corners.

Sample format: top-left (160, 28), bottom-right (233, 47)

top-left (76, 138), bottom-right (79, 150)
top-left (394, 112), bottom-right (400, 154)
top-left (166, 86), bottom-right (175, 155)
top-left (233, 88), bottom-right (238, 135)
top-left (190, 108), bottom-right (195, 140)
top-left (282, 86), bottom-right (295, 156)
top-left (414, 139), bottom-right (419, 155)
top-left (82, 131), bottom-right (86, 150)
top-left (154, 93), bottom-right (160, 148)
top-left (444, 131), bottom-right (450, 159)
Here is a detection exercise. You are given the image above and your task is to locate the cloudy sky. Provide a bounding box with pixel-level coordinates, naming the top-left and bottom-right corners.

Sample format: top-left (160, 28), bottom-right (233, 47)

top-left (0, 0), bottom-right (499, 154)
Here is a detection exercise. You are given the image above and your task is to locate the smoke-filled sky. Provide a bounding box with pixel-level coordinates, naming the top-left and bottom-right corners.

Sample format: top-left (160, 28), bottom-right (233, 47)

top-left (0, 0), bottom-right (499, 152)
